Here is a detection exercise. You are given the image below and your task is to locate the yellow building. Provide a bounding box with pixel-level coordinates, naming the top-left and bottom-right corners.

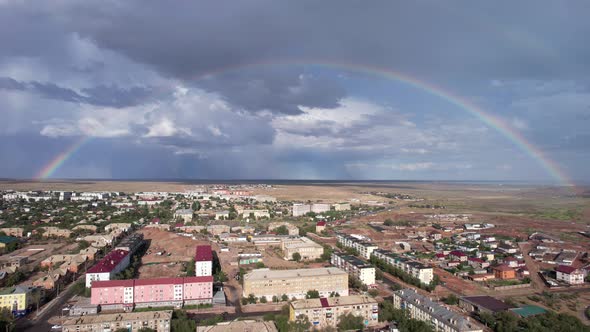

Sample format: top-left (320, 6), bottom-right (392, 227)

top-left (0, 286), bottom-right (39, 314)
top-left (290, 295), bottom-right (378, 329)
top-left (242, 267), bottom-right (348, 300)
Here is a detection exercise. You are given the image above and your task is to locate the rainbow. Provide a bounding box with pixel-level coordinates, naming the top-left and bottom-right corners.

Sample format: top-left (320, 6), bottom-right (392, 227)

top-left (34, 60), bottom-right (575, 186)
top-left (35, 136), bottom-right (89, 180)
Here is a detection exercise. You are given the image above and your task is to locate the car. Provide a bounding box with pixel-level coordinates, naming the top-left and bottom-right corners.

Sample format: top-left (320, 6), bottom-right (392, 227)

top-left (51, 325), bottom-right (62, 330)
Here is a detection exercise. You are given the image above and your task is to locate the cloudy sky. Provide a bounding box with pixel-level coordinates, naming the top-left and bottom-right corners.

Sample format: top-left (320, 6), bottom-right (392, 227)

top-left (0, 1), bottom-right (589, 183)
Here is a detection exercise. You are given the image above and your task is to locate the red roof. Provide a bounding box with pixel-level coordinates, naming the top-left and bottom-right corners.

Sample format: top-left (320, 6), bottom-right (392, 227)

top-left (316, 221), bottom-right (327, 226)
top-left (320, 298), bottom-right (330, 308)
top-left (450, 250), bottom-right (466, 257)
top-left (92, 279), bottom-right (134, 288)
top-left (493, 264), bottom-right (514, 272)
top-left (135, 277), bottom-right (184, 286)
top-left (195, 245), bottom-right (213, 262)
top-left (468, 257), bottom-right (484, 263)
top-left (435, 253), bottom-right (447, 258)
top-left (87, 249), bottom-right (130, 273)
top-left (556, 265), bottom-right (579, 274)
top-left (184, 276), bottom-right (214, 283)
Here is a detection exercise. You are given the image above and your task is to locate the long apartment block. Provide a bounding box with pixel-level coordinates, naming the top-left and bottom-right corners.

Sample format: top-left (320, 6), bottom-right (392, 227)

top-left (336, 234), bottom-right (378, 259)
top-left (242, 267), bottom-right (348, 300)
top-left (91, 276), bottom-right (213, 310)
top-left (393, 289), bottom-right (483, 332)
top-left (290, 295), bottom-right (378, 330)
top-left (372, 249), bottom-right (433, 285)
top-left (330, 252), bottom-right (376, 286)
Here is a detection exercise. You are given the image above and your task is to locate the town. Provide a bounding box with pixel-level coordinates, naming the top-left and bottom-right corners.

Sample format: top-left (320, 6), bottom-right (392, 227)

top-left (0, 184), bottom-right (588, 332)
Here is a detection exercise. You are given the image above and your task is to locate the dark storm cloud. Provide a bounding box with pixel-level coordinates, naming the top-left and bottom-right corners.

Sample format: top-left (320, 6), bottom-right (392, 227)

top-left (197, 68), bottom-right (346, 114)
top-left (0, 76), bottom-right (154, 107)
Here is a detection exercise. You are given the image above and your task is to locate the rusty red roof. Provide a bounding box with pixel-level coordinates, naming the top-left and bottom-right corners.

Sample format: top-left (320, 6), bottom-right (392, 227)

top-left (87, 249), bottom-right (130, 274)
top-left (195, 245), bottom-right (213, 262)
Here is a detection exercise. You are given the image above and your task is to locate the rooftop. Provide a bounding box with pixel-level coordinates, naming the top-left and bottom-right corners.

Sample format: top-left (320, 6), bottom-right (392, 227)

top-left (395, 289), bottom-right (481, 331)
top-left (555, 265), bottom-right (580, 274)
top-left (291, 295), bottom-right (377, 310)
top-left (0, 236), bottom-right (18, 244)
top-left (197, 320), bottom-right (278, 332)
top-left (244, 267), bottom-right (347, 281)
top-left (87, 249), bottom-right (130, 273)
top-left (509, 305), bottom-right (547, 317)
top-left (63, 310), bottom-right (172, 326)
top-left (461, 296), bottom-right (512, 313)
top-left (92, 276), bottom-right (213, 289)
top-left (195, 245), bottom-right (213, 262)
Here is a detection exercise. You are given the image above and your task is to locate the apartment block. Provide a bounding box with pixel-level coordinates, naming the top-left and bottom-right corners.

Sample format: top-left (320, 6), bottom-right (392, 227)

top-left (337, 234), bottom-right (378, 259)
top-left (85, 249), bottom-right (130, 287)
top-left (290, 295), bottom-right (378, 329)
top-left (393, 289), bottom-right (483, 332)
top-left (195, 245), bottom-right (213, 277)
top-left (332, 203), bottom-right (351, 211)
top-left (372, 249), bottom-right (434, 285)
top-left (115, 233), bottom-right (145, 254)
top-left (174, 209), bottom-right (194, 223)
top-left (40, 227), bottom-right (72, 238)
top-left (311, 203), bottom-right (331, 214)
top-left (62, 310), bottom-right (172, 332)
top-left (292, 204), bottom-right (311, 217)
top-left (91, 276), bottom-right (213, 310)
top-left (242, 268), bottom-right (348, 299)
top-left (281, 237), bottom-right (324, 261)
top-left (0, 286), bottom-right (41, 315)
top-left (331, 252), bottom-right (375, 286)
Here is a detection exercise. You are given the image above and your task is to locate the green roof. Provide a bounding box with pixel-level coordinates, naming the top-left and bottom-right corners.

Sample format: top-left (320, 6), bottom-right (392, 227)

top-left (0, 236), bottom-right (18, 244)
top-left (510, 305), bottom-right (548, 317)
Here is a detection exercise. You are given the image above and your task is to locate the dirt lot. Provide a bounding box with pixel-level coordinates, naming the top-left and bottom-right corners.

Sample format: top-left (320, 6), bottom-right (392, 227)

top-left (137, 228), bottom-right (208, 279)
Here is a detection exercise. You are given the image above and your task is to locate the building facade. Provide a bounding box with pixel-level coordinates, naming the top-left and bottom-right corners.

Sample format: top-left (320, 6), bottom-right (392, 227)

top-left (337, 234), bottom-right (378, 259)
top-left (195, 245), bottom-right (213, 277)
top-left (242, 268), bottom-right (348, 299)
top-left (290, 295), bottom-right (378, 329)
top-left (62, 310), bottom-right (172, 332)
top-left (85, 249), bottom-right (130, 287)
top-left (331, 252), bottom-right (375, 286)
top-left (281, 237), bottom-right (324, 261)
top-left (393, 289), bottom-right (483, 332)
top-left (555, 265), bottom-right (585, 285)
top-left (91, 276), bottom-right (213, 310)
top-left (371, 250), bottom-right (433, 285)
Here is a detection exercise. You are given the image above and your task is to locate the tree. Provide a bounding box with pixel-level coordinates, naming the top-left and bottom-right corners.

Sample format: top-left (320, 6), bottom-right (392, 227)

top-left (272, 295), bottom-right (279, 303)
top-left (274, 225), bottom-right (289, 235)
top-left (248, 294), bottom-right (257, 304)
top-left (292, 252), bottom-right (302, 262)
top-left (171, 310), bottom-right (196, 332)
top-left (337, 313), bottom-right (364, 331)
top-left (138, 328), bottom-right (156, 332)
top-left (443, 294), bottom-right (459, 305)
top-left (260, 296), bottom-right (268, 303)
top-left (306, 290), bottom-right (320, 299)
top-left (77, 240), bottom-right (90, 250)
top-left (384, 218), bottom-right (394, 226)
top-left (281, 294), bottom-right (289, 302)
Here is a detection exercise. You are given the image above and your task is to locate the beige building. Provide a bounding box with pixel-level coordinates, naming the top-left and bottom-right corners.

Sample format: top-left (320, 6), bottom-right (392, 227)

top-left (40, 227), bottom-right (72, 238)
top-left (197, 320), bottom-right (277, 332)
top-left (281, 237), bottom-right (324, 261)
top-left (242, 267), bottom-right (348, 299)
top-left (207, 224), bottom-right (231, 235)
top-left (268, 222), bottom-right (299, 236)
top-left (290, 295), bottom-right (378, 329)
top-left (333, 203), bottom-right (351, 211)
top-left (62, 310), bottom-right (172, 332)
top-left (72, 225), bottom-right (98, 233)
top-left (105, 223), bottom-right (132, 233)
top-left (0, 228), bottom-right (24, 237)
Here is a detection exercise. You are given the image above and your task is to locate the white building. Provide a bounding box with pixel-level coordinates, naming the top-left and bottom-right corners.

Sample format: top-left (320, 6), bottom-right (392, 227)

top-left (555, 265), bottom-right (585, 285)
top-left (372, 249), bottom-right (433, 285)
top-left (311, 203), bottom-right (330, 214)
top-left (195, 245), bottom-right (213, 277)
top-left (337, 234), bottom-right (378, 259)
top-left (174, 209), bottom-right (194, 223)
top-left (393, 289), bottom-right (483, 332)
top-left (85, 249), bottom-right (130, 287)
top-left (331, 252), bottom-right (375, 286)
top-left (292, 204), bottom-right (311, 217)
top-left (332, 203), bottom-right (351, 211)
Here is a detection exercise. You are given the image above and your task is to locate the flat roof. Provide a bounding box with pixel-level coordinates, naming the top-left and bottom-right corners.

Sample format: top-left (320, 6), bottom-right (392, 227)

top-left (291, 295), bottom-right (377, 310)
top-left (461, 296), bottom-right (512, 313)
top-left (244, 267), bottom-right (346, 281)
top-left (63, 310), bottom-right (172, 326)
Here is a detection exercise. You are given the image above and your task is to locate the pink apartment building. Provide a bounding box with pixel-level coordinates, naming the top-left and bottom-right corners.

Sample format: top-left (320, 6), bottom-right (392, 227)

top-left (91, 276), bottom-right (213, 310)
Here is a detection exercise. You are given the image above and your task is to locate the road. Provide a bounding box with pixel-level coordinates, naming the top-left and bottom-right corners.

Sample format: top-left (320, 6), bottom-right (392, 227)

top-left (518, 242), bottom-right (547, 291)
top-left (18, 277), bottom-right (82, 332)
